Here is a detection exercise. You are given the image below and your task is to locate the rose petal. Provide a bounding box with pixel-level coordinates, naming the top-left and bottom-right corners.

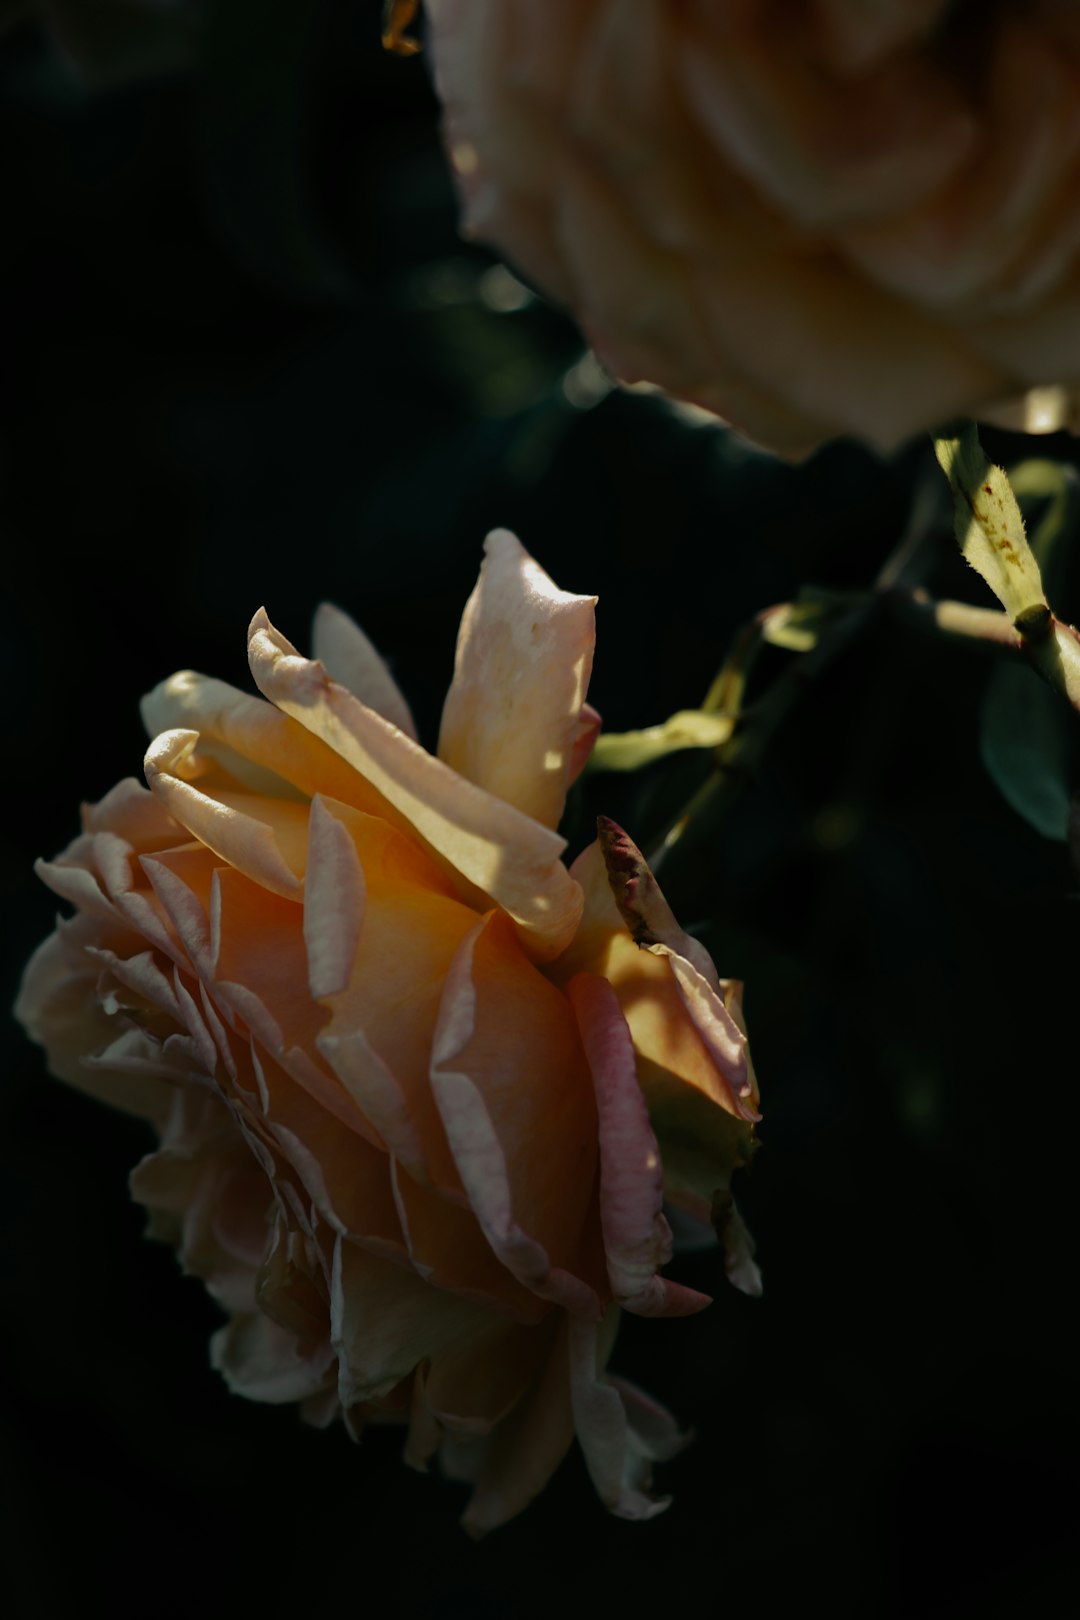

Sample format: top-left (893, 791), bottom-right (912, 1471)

top-left (589, 824), bottom-right (758, 1119)
top-left (678, 8), bottom-right (976, 231)
top-left (458, 1314), bottom-right (577, 1537)
top-left (424, 1317), bottom-right (551, 1438)
top-left (248, 608), bottom-right (584, 960)
top-left (303, 796), bottom-right (365, 1001)
top-left (595, 814), bottom-right (721, 988)
top-left (330, 1238), bottom-right (491, 1408)
top-left (14, 932), bottom-right (171, 1123)
top-left (568, 971), bottom-right (711, 1319)
top-left (81, 776), bottom-right (185, 848)
top-left (567, 1312), bottom-right (676, 1521)
top-left (315, 802), bottom-right (478, 1187)
top-left (568, 702), bottom-right (602, 786)
top-left (557, 838), bottom-right (759, 1223)
top-left (437, 529), bottom-right (597, 830)
top-left (140, 669), bottom-right (385, 811)
top-left (391, 1161), bottom-right (548, 1324)
top-left (144, 729), bottom-right (306, 901)
top-left (211, 1309), bottom-right (335, 1405)
top-left (430, 910), bottom-right (603, 1317)
top-left (209, 865), bottom-right (379, 1144)
top-left (246, 1044), bottom-right (405, 1259)
top-left (140, 845), bottom-right (221, 981)
top-left (605, 1373), bottom-right (692, 1463)
top-left (312, 601), bottom-right (418, 741)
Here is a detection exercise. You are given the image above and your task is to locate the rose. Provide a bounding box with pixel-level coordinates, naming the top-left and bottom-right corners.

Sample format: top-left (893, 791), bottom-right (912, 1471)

top-left (425, 0), bottom-right (1080, 455)
top-left (16, 529), bottom-right (759, 1531)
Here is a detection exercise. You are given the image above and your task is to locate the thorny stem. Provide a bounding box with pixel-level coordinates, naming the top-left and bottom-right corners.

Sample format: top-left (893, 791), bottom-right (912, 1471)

top-left (886, 591), bottom-right (1019, 650)
top-left (647, 523), bottom-right (1032, 874)
top-left (647, 594), bottom-right (871, 871)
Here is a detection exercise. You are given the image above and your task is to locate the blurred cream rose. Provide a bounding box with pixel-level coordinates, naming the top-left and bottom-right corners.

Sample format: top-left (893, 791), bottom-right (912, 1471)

top-left (424, 0), bottom-right (1080, 454)
top-left (16, 530), bottom-right (759, 1532)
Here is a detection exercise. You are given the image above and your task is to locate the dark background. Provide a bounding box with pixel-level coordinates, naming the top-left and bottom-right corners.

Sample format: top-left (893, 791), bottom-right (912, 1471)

top-left (1, 6), bottom-right (1076, 1616)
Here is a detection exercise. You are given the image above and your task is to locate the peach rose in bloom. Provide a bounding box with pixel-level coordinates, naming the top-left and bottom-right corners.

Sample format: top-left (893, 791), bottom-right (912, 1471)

top-left (16, 530), bottom-right (759, 1532)
top-left (424, 0), bottom-right (1080, 454)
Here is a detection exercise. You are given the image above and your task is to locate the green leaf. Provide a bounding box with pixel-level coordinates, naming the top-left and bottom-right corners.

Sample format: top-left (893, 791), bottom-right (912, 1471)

top-left (934, 424), bottom-right (1046, 622)
top-left (589, 709), bottom-right (734, 773)
top-left (980, 659), bottom-right (1071, 840)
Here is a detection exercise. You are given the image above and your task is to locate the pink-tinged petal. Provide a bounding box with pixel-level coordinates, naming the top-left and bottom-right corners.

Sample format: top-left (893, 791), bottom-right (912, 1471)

top-left (304, 796), bottom-right (365, 1000)
top-left (82, 1023), bottom-right (208, 1088)
top-left (85, 829), bottom-right (181, 960)
top-left (140, 845), bottom-right (220, 980)
top-left (130, 1087), bottom-right (267, 1314)
top-left (14, 932), bottom-right (172, 1124)
top-left (84, 944), bottom-right (183, 1025)
top-left (197, 980), bottom-right (238, 1081)
top-left (593, 823), bottom-right (758, 1120)
top-left (567, 701), bottom-right (602, 787)
top-left (568, 1313), bottom-right (679, 1521)
top-left (437, 529), bottom-right (597, 830)
top-left (596, 813), bottom-right (720, 989)
top-left (568, 972), bottom-right (711, 1319)
top-left (248, 608), bottom-right (584, 961)
top-left (556, 837), bottom-right (760, 1230)
top-left (430, 910), bottom-right (603, 1317)
top-left (82, 947), bottom-right (219, 1089)
top-left (34, 851), bottom-right (124, 932)
top-left (391, 1161), bottom-right (548, 1324)
top-left (459, 1314), bottom-right (577, 1537)
top-left (144, 730), bottom-right (307, 901)
top-left (665, 955), bottom-right (759, 1121)
top-left (330, 1237), bottom-right (492, 1408)
top-left (169, 967), bottom-right (223, 1080)
top-left (312, 601), bottom-right (418, 741)
top-left (80, 776), bottom-right (185, 848)
top-left (211, 1309), bottom-right (335, 1405)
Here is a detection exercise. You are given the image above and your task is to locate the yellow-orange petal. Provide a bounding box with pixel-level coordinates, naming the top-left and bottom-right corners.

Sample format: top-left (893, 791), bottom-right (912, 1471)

top-left (458, 1313), bottom-right (577, 1537)
top-left (248, 608), bottom-right (584, 960)
top-left (429, 910), bottom-right (602, 1317)
top-left (391, 1162), bottom-right (548, 1324)
top-left (144, 730), bottom-right (307, 901)
top-left (315, 800), bottom-right (478, 1188)
top-left (437, 529), bottom-right (597, 831)
top-left (249, 609), bottom-right (586, 959)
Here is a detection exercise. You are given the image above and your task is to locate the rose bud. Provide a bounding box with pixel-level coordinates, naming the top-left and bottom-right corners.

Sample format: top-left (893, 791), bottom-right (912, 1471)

top-left (424, 0), bottom-right (1080, 455)
top-left (16, 530), bottom-right (759, 1531)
